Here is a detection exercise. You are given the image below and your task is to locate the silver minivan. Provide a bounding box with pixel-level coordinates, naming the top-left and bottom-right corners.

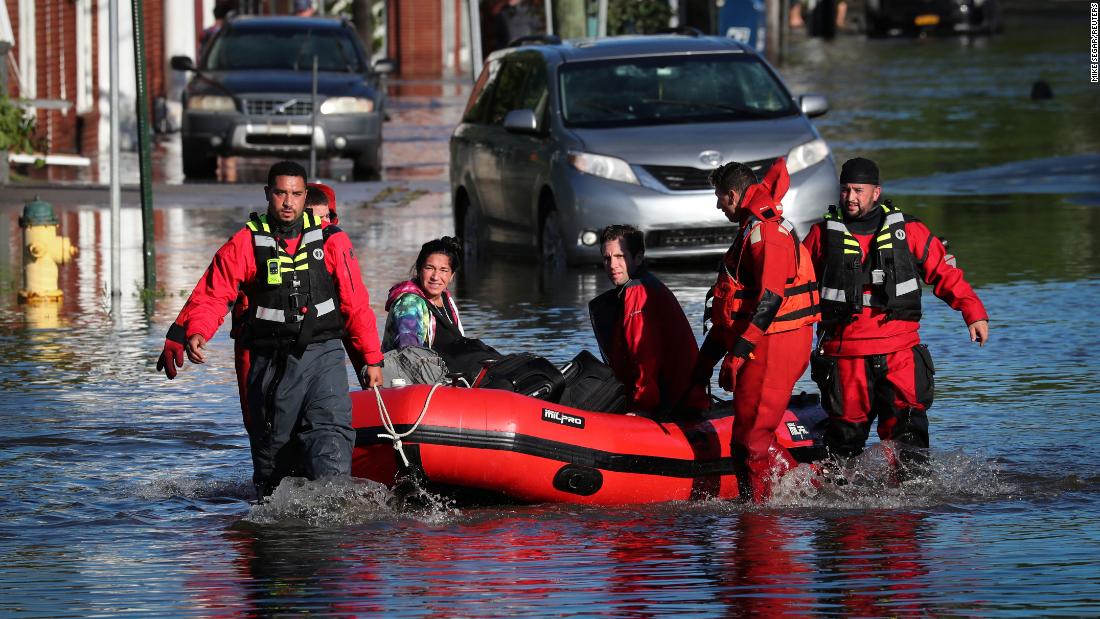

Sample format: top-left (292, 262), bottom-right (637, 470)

top-left (450, 34), bottom-right (838, 266)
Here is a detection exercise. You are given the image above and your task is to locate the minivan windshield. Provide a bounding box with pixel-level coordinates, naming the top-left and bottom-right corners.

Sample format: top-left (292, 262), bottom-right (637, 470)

top-left (559, 54), bottom-right (797, 127)
top-left (205, 27), bottom-right (363, 72)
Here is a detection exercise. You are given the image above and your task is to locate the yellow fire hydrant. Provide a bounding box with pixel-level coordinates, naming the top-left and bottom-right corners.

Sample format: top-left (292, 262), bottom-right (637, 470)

top-left (18, 196), bottom-right (77, 302)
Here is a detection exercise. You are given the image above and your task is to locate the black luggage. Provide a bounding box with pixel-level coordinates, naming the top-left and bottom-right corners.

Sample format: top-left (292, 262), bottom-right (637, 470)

top-left (435, 336), bottom-right (502, 383)
top-left (475, 352), bottom-right (566, 401)
top-left (559, 350), bottom-right (629, 414)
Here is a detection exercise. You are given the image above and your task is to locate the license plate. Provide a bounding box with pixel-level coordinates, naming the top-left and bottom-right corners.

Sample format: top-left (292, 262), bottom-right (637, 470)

top-left (915, 14), bottom-right (941, 26)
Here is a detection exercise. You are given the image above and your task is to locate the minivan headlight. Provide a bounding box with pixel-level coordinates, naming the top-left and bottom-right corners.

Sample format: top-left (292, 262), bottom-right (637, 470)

top-left (187, 95), bottom-right (236, 112)
top-left (786, 138), bottom-right (830, 174)
top-left (320, 97), bottom-right (374, 114)
top-left (568, 152), bottom-right (639, 185)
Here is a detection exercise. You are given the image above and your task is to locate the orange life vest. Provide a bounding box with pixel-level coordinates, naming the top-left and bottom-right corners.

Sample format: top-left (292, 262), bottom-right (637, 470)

top-left (709, 216), bottom-right (820, 340)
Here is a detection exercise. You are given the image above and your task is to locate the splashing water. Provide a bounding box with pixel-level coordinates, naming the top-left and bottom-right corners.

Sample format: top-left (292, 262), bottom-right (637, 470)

top-left (135, 474), bottom-right (255, 502)
top-left (242, 476), bottom-right (459, 527)
top-left (770, 442), bottom-right (1013, 510)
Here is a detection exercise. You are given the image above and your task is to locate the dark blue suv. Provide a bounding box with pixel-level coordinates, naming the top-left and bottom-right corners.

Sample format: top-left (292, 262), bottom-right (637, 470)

top-left (171, 16), bottom-right (393, 180)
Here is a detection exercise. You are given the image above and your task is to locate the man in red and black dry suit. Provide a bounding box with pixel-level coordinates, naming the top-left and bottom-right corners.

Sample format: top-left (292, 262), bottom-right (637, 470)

top-left (227, 181), bottom-right (341, 425)
top-left (588, 225), bottom-right (710, 415)
top-left (802, 157), bottom-right (989, 464)
top-left (689, 158), bottom-right (820, 503)
top-left (156, 161), bottom-right (384, 498)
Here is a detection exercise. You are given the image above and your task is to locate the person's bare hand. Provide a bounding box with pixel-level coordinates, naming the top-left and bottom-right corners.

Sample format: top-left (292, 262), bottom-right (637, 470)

top-left (365, 366), bottom-right (384, 388)
top-left (968, 320), bottom-right (989, 347)
top-left (186, 334), bottom-right (208, 364)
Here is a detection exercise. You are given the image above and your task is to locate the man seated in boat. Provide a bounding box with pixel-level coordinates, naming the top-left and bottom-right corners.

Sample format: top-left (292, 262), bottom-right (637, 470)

top-left (589, 224), bottom-right (710, 415)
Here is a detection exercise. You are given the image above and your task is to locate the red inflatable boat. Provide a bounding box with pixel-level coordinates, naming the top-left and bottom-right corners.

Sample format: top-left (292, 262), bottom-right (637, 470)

top-left (351, 385), bottom-right (826, 505)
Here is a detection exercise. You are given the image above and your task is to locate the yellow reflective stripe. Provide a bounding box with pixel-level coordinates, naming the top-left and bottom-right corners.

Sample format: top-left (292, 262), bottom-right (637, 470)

top-left (877, 232), bottom-right (891, 243)
top-left (294, 263), bottom-right (309, 271)
top-left (294, 252), bottom-right (308, 262)
top-left (246, 221), bottom-right (258, 231)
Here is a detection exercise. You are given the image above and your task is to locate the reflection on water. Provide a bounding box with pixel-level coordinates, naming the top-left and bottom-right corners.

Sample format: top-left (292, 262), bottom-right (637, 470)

top-left (3, 10), bottom-right (1100, 617)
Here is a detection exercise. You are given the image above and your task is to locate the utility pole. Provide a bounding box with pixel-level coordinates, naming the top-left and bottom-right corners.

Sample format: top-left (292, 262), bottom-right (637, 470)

top-left (351, 0), bottom-right (373, 62)
top-left (467, 0), bottom-right (483, 81)
top-left (109, 0), bottom-right (121, 303)
top-left (766, 0), bottom-right (783, 65)
top-left (132, 0), bottom-right (156, 296)
top-left (555, 0), bottom-right (585, 39)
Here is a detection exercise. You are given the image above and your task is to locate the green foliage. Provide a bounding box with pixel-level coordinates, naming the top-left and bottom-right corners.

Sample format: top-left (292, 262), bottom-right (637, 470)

top-left (0, 98), bottom-right (40, 154)
top-left (136, 286), bottom-right (171, 302)
top-left (608, 0), bottom-right (672, 35)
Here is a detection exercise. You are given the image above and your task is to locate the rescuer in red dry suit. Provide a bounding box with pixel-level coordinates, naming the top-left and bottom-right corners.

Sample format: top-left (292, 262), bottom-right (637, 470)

top-left (229, 182), bottom-right (341, 426)
top-left (156, 162), bottom-right (384, 498)
top-left (690, 158), bottom-right (821, 503)
top-left (802, 157), bottom-right (989, 468)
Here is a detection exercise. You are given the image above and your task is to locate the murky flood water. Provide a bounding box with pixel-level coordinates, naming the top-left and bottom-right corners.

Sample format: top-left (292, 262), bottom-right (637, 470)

top-left (3, 11), bottom-right (1100, 617)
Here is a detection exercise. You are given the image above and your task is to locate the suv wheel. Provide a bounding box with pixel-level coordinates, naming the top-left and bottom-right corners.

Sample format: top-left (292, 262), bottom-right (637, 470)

top-left (182, 142), bottom-right (216, 179)
top-left (352, 145), bottom-right (382, 181)
top-left (540, 209), bottom-right (567, 271)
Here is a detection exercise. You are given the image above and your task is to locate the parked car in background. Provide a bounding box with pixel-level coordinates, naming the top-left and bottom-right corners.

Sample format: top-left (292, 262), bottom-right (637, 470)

top-left (450, 33), bottom-right (838, 267)
top-left (172, 16), bottom-right (394, 180)
top-left (865, 0), bottom-right (1003, 37)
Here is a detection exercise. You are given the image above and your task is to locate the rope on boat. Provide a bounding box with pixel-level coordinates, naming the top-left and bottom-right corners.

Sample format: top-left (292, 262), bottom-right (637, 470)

top-left (372, 382), bottom-right (443, 467)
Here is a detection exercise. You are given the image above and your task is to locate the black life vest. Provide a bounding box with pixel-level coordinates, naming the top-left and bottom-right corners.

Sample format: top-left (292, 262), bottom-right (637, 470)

top-left (819, 202), bottom-right (922, 327)
top-left (239, 212), bottom-right (346, 349)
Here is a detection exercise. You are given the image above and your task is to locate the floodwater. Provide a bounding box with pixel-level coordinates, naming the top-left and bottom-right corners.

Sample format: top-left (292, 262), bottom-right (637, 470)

top-left (3, 10), bottom-right (1100, 617)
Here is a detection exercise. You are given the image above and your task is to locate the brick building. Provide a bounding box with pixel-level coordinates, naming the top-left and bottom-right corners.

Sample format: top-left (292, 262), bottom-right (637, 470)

top-left (0, 0), bottom-right (473, 179)
top-left (1, 0), bottom-right (213, 178)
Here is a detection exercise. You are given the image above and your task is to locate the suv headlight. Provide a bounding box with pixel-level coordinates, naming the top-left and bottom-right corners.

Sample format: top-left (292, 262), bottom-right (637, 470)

top-left (320, 97), bottom-right (374, 114)
top-left (568, 152), bottom-right (639, 185)
top-left (786, 138), bottom-right (830, 175)
top-left (187, 95), bottom-right (236, 112)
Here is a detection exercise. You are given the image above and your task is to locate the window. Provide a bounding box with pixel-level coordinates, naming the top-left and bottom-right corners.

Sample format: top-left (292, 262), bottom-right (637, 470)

top-left (487, 59), bottom-right (531, 125)
top-left (205, 27), bottom-right (364, 72)
top-left (516, 56), bottom-right (549, 128)
top-left (559, 54), bottom-right (797, 128)
top-left (462, 60), bottom-right (499, 124)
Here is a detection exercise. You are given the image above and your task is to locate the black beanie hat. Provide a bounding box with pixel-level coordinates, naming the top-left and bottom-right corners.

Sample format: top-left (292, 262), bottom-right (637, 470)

top-left (840, 157), bottom-right (880, 185)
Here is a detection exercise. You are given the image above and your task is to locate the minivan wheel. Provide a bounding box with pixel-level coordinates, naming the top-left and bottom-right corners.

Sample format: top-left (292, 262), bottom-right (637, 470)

top-left (182, 142), bottom-right (216, 179)
top-left (458, 195), bottom-right (483, 263)
top-left (540, 210), bottom-right (567, 271)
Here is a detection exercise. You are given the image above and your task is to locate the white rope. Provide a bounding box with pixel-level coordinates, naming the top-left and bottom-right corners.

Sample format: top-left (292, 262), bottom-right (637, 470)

top-left (373, 382), bottom-right (444, 467)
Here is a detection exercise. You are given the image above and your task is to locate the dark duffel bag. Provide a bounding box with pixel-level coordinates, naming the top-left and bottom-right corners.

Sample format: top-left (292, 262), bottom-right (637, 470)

top-left (435, 336), bottom-right (502, 383)
top-left (558, 350), bottom-right (629, 414)
top-left (475, 352), bottom-right (566, 401)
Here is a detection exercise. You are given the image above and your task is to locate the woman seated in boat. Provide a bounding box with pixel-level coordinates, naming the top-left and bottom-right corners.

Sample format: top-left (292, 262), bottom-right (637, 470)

top-left (383, 237), bottom-right (466, 353)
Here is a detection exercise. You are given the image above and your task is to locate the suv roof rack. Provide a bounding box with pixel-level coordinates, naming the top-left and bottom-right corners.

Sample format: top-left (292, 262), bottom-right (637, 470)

top-left (507, 34), bottom-right (563, 48)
